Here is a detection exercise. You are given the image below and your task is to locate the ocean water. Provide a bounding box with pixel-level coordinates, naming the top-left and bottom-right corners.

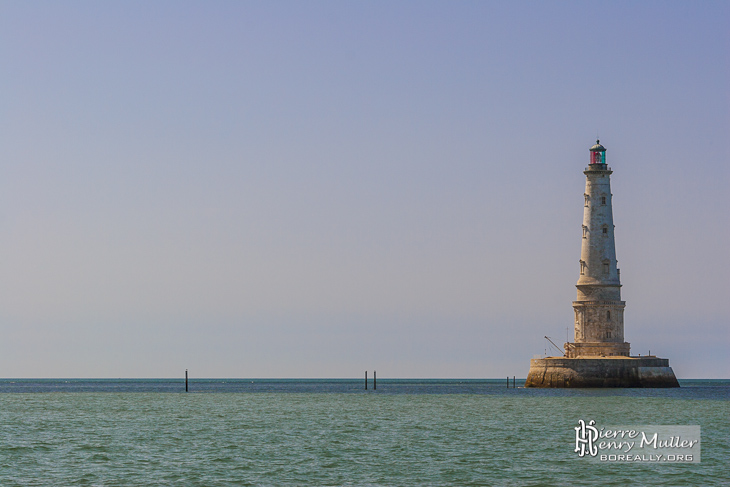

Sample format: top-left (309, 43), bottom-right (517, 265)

top-left (0, 379), bottom-right (727, 486)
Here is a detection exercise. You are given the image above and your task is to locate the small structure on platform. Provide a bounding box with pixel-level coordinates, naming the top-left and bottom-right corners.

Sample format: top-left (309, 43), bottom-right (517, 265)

top-left (525, 141), bottom-right (679, 388)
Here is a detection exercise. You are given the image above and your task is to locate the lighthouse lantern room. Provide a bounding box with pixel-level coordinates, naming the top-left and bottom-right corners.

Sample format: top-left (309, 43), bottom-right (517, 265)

top-left (589, 140), bottom-right (606, 165)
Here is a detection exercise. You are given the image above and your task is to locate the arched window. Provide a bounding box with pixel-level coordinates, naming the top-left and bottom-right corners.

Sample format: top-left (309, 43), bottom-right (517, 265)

top-left (601, 196), bottom-right (606, 205)
top-left (607, 310), bottom-right (611, 320)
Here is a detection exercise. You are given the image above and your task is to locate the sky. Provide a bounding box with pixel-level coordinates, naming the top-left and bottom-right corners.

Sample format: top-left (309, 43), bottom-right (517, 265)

top-left (0, 1), bottom-right (728, 378)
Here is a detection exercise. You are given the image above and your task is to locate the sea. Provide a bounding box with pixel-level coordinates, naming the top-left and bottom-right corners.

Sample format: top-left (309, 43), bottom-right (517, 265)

top-left (0, 379), bottom-right (727, 486)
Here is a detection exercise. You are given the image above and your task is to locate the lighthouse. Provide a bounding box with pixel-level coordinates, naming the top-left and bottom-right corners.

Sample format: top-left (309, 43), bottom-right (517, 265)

top-left (568, 140), bottom-right (630, 358)
top-left (524, 140), bottom-right (679, 387)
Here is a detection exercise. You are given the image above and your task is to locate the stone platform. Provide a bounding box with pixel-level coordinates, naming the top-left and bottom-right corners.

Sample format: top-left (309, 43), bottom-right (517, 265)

top-left (525, 356), bottom-right (679, 388)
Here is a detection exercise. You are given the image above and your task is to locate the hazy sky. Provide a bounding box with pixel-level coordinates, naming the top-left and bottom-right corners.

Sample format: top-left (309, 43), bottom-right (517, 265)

top-left (1, 1), bottom-right (728, 378)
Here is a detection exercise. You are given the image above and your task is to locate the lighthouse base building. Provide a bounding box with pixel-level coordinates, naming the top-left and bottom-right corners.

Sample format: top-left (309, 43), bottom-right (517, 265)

top-left (525, 141), bottom-right (679, 388)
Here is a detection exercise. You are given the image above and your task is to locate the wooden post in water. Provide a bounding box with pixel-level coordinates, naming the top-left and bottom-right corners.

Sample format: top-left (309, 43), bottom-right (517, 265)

top-left (374, 371), bottom-right (376, 390)
top-left (513, 376), bottom-right (516, 389)
top-left (507, 376), bottom-right (510, 388)
top-left (365, 371), bottom-right (368, 390)
top-left (185, 369), bottom-right (188, 392)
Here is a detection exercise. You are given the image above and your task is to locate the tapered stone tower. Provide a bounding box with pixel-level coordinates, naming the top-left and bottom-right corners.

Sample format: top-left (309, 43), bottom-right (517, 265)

top-left (568, 141), bottom-right (630, 358)
top-left (525, 141), bottom-right (679, 387)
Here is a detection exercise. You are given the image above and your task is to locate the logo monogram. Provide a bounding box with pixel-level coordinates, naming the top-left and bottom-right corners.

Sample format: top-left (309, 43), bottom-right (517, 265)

top-left (575, 419), bottom-right (599, 457)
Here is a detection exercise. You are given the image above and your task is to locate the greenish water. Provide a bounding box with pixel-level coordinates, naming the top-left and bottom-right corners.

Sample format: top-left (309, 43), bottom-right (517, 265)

top-left (0, 380), bottom-right (728, 486)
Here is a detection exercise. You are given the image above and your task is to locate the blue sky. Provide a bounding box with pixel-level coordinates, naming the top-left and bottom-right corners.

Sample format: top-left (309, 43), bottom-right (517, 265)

top-left (1, 1), bottom-right (728, 378)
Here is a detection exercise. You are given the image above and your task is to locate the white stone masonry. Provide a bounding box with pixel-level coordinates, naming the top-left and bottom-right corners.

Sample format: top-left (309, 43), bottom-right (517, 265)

top-left (567, 142), bottom-right (630, 358)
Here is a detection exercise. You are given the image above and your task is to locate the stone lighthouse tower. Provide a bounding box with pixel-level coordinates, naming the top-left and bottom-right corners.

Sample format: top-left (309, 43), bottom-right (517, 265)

top-left (567, 140), bottom-right (630, 358)
top-left (525, 140), bottom-right (679, 387)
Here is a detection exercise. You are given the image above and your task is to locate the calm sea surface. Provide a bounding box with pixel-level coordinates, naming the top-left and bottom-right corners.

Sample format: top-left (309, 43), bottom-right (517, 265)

top-left (0, 379), bottom-right (727, 486)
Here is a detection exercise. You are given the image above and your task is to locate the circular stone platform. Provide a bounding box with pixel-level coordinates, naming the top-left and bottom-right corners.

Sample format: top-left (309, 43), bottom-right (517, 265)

top-left (525, 356), bottom-right (679, 388)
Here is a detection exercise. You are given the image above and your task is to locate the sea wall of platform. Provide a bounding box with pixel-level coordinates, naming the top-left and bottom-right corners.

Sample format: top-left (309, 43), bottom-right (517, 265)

top-left (525, 357), bottom-right (679, 388)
